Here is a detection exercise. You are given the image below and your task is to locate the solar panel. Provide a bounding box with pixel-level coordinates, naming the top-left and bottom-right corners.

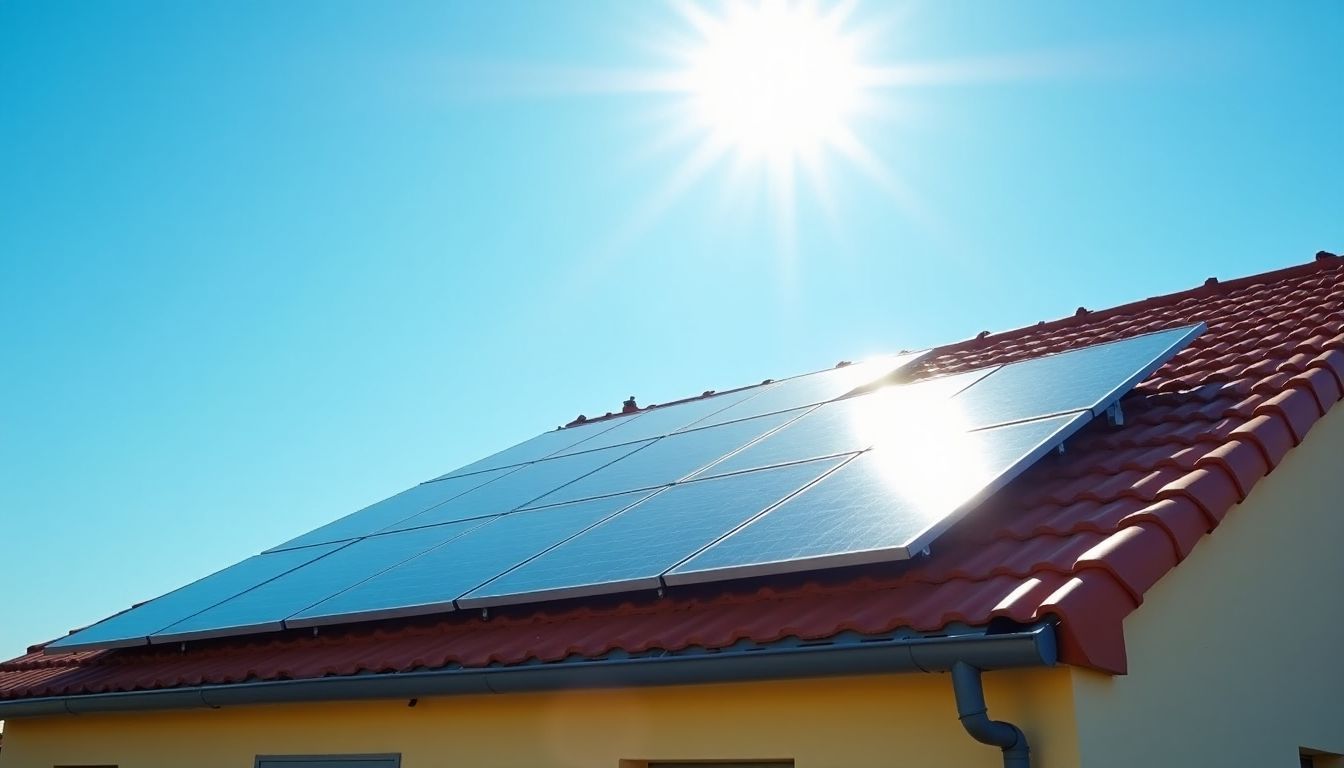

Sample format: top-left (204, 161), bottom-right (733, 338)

top-left (458, 457), bottom-right (847, 608)
top-left (48, 326), bottom-right (1202, 653)
top-left (267, 468), bottom-right (514, 552)
top-left (543, 388), bottom-right (764, 458)
top-left (378, 440), bottom-right (653, 533)
top-left (289, 490), bottom-right (658, 627)
top-left (694, 367), bottom-right (994, 479)
top-left (44, 542), bottom-right (346, 652)
top-left (522, 408), bottom-right (807, 508)
top-left (152, 521), bottom-right (484, 643)
top-left (686, 352), bottom-right (928, 429)
top-left (949, 325), bottom-right (1201, 430)
top-left (432, 417), bottom-right (624, 480)
top-left (665, 412), bottom-right (1088, 584)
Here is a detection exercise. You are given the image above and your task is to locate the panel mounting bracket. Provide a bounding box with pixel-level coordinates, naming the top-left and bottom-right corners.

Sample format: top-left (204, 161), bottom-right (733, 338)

top-left (1106, 401), bottom-right (1125, 427)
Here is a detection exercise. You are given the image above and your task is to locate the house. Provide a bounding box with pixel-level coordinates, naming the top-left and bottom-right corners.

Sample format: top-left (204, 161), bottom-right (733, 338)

top-left (1, 253), bottom-right (1341, 768)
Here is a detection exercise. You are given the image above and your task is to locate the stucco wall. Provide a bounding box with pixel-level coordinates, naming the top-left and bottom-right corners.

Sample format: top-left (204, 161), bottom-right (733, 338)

top-left (0, 667), bottom-right (1078, 768)
top-left (1070, 403), bottom-right (1344, 767)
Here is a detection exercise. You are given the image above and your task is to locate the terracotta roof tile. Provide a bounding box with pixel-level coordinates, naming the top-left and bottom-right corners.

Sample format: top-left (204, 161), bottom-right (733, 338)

top-left (4, 254), bottom-right (1341, 698)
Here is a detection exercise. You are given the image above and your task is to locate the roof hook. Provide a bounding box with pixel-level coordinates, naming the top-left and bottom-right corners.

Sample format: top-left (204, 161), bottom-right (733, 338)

top-left (1106, 402), bottom-right (1125, 427)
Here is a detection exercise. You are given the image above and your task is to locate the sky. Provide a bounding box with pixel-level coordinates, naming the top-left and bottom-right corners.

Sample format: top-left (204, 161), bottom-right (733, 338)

top-left (1, 0), bottom-right (1341, 661)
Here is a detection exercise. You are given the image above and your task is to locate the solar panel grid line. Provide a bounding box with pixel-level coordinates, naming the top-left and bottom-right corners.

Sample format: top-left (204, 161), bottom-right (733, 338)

top-left (44, 541), bottom-right (352, 652)
top-left (278, 516), bottom-right (513, 629)
top-left (151, 521), bottom-right (491, 644)
top-left (662, 411), bottom-right (1094, 587)
top-left (376, 439), bottom-right (658, 534)
top-left (516, 406), bottom-right (816, 510)
top-left (286, 490), bottom-right (666, 628)
top-left (263, 466), bottom-right (519, 553)
top-left (544, 387), bottom-right (766, 459)
top-left (689, 368), bottom-right (998, 481)
top-left (430, 416), bottom-right (633, 481)
top-left (433, 351), bottom-right (928, 485)
top-left (652, 451), bottom-right (862, 585)
top-left (676, 351), bottom-right (929, 430)
top-left (456, 457), bottom-right (848, 610)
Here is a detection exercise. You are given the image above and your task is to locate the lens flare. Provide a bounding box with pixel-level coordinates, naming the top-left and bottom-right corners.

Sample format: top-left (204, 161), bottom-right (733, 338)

top-left (683, 0), bottom-right (863, 162)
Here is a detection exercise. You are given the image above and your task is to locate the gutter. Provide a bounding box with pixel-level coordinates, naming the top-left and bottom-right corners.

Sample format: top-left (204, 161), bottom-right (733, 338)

top-left (0, 622), bottom-right (1056, 719)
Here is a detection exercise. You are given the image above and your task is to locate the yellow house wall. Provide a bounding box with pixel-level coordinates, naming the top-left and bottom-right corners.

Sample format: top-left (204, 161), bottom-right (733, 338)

top-left (1069, 403), bottom-right (1344, 767)
top-left (1, 667), bottom-right (1079, 768)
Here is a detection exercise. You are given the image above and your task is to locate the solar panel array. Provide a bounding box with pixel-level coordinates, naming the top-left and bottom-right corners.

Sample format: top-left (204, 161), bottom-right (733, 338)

top-left (47, 327), bottom-right (1202, 653)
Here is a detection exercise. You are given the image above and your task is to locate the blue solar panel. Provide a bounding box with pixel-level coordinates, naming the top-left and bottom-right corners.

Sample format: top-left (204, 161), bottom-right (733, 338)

top-left (521, 409), bottom-right (807, 508)
top-left (949, 325), bottom-right (1201, 431)
top-left (431, 418), bottom-right (625, 480)
top-left (44, 542), bottom-right (346, 652)
top-left (289, 491), bottom-right (657, 627)
top-left (152, 522), bottom-right (483, 643)
top-left (687, 352), bottom-right (928, 428)
top-left (458, 457), bottom-right (847, 608)
top-left (694, 368), bottom-right (994, 478)
top-left (49, 327), bottom-right (1202, 654)
top-left (666, 412), bottom-right (1089, 584)
top-left (267, 468), bottom-right (514, 552)
top-left (379, 440), bottom-right (653, 533)
top-left (544, 388), bottom-right (764, 458)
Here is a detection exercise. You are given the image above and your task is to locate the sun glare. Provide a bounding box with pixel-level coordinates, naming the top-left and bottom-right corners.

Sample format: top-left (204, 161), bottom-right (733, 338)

top-left (683, 1), bottom-right (863, 162)
top-left (852, 378), bottom-right (989, 519)
top-left (529, 1), bottom-right (1080, 264)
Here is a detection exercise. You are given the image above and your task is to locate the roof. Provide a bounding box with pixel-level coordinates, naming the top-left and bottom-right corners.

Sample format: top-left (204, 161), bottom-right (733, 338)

top-left (3, 253), bottom-right (1341, 701)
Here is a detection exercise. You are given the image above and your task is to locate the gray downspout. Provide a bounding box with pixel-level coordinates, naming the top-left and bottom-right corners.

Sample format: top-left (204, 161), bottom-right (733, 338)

top-left (951, 661), bottom-right (1031, 768)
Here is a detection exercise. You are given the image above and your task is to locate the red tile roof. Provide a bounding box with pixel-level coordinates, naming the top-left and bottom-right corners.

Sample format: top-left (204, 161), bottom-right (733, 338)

top-left (4, 254), bottom-right (1342, 699)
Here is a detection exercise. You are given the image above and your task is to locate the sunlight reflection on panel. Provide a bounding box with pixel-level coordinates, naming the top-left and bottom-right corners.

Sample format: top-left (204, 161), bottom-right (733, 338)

top-left (848, 366), bottom-right (992, 456)
top-left (666, 412), bottom-right (1086, 583)
top-left (856, 390), bottom-right (988, 515)
top-left (693, 365), bottom-right (991, 477)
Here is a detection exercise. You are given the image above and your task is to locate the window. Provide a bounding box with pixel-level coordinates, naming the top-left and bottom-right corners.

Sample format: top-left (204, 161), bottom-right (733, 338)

top-left (1301, 748), bottom-right (1344, 768)
top-left (255, 756), bottom-right (400, 768)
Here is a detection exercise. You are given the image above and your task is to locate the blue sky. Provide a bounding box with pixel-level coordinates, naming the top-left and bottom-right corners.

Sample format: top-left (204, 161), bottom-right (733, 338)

top-left (1, 1), bottom-right (1341, 660)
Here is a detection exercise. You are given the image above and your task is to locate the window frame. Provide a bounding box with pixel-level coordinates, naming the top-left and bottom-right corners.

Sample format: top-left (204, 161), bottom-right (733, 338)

top-left (253, 755), bottom-right (401, 768)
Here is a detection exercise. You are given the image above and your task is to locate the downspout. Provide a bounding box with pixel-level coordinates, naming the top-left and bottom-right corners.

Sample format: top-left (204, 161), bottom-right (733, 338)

top-left (951, 661), bottom-right (1031, 768)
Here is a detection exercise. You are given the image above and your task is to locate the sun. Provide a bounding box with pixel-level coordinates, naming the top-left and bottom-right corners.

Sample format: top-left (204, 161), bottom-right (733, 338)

top-left (681, 0), bottom-right (865, 163)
